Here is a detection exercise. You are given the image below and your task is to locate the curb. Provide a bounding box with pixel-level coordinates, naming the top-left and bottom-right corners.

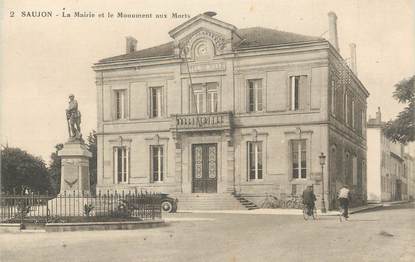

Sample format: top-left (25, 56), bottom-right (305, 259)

top-left (45, 219), bottom-right (165, 232)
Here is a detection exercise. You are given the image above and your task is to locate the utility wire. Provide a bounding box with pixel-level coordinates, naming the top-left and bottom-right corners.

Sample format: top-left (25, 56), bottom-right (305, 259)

top-left (181, 47), bottom-right (202, 126)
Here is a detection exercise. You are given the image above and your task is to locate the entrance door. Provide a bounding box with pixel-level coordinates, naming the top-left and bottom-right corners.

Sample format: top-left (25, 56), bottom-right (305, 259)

top-left (396, 180), bottom-right (402, 201)
top-left (192, 144), bottom-right (217, 193)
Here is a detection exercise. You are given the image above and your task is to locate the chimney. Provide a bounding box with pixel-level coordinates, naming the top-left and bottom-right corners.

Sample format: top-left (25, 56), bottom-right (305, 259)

top-left (203, 11), bottom-right (217, 17)
top-left (126, 36), bottom-right (137, 54)
top-left (376, 107), bottom-right (382, 124)
top-left (328, 11), bottom-right (339, 52)
top-left (349, 43), bottom-right (357, 75)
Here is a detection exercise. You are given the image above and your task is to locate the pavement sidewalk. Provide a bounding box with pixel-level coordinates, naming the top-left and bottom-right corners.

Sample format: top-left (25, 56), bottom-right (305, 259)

top-left (381, 200), bottom-right (410, 207)
top-left (175, 203), bottom-right (385, 216)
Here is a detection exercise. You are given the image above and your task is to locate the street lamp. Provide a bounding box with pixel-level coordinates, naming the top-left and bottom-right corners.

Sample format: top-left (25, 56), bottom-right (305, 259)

top-left (319, 152), bottom-right (327, 213)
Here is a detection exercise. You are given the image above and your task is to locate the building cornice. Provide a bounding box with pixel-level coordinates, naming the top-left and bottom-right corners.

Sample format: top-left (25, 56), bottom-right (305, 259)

top-left (92, 41), bottom-right (329, 72)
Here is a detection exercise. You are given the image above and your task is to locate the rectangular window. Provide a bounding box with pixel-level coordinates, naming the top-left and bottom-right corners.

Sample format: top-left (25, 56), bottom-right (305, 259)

top-left (247, 141), bottom-right (263, 180)
top-left (352, 155), bottom-right (357, 185)
top-left (150, 87), bottom-right (162, 118)
top-left (192, 83), bottom-right (218, 113)
top-left (292, 140), bottom-right (307, 179)
top-left (290, 76), bottom-right (308, 111)
top-left (292, 184), bottom-right (297, 195)
top-left (331, 79), bottom-right (336, 116)
top-left (206, 82), bottom-right (218, 113)
top-left (150, 145), bottom-right (164, 182)
top-left (345, 93), bottom-right (348, 124)
top-left (351, 100), bottom-right (355, 128)
top-left (247, 79), bottom-right (263, 112)
top-left (362, 110), bottom-right (366, 136)
top-left (114, 147), bottom-right (128, 183)
top-left (115, 90), bottom-right (125, 120)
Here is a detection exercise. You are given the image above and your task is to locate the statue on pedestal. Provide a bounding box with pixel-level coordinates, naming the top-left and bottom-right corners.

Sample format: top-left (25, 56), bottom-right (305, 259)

top-left (66, 94), bottom-right (82, 141)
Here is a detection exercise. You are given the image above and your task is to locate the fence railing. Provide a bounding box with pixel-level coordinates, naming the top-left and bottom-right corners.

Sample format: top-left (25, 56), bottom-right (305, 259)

top-left (0, 191), bottom-right (162, 224)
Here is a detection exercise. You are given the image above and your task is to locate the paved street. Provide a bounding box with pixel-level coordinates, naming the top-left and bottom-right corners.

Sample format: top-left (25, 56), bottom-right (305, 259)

top-left (1, 203), bottom-right (414, 262)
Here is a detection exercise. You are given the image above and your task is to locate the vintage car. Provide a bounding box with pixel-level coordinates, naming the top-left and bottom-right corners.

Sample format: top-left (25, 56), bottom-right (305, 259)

top-left (160, 193), bottom-right (178, 213)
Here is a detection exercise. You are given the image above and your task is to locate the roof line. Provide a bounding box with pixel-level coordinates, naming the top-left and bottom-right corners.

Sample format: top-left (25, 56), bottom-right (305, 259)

top-left (168, 13), bottom-right (237, 38)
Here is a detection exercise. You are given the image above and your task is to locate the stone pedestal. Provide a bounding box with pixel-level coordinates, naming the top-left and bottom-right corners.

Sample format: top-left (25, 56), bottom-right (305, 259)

top-left (58, 141), bottom-right (92, 194)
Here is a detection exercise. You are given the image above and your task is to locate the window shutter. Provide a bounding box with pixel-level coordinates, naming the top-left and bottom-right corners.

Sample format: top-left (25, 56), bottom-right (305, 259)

top-left (150, 146), bottom-right (154, 183)
top-left (246, 81), bottom-right (251, 112)
top-left (299, 76), bottom-right (309, 110)
top-left (247, 142), bottom-right (250, 181)
top-left (257, 80), bottom-right (263, 111)
top-left (161, 87), bottom-right (164, 117)
top-left (289, 77), bottom-right (294, 110)
top-left (124, 90), bottom-right (129, 119)
top-left (113, 147), bottom-right (117, 184)
top-left (126, 148), bottom-right (130, 184)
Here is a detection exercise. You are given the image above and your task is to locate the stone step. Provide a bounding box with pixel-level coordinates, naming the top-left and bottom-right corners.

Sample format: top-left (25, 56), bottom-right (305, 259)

top-left (174, 193), bottom-right (248, 210)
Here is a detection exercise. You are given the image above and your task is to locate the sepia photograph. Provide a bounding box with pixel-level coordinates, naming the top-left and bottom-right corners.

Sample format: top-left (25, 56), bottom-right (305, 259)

top-left (0, 0), bottom-right (414, 261)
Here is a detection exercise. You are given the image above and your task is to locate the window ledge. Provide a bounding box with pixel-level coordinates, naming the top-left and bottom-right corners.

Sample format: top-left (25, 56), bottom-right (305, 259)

top-left (290, 179), bottom-right (309, 184)
top-left (241, 180), bottom-right (275, 185)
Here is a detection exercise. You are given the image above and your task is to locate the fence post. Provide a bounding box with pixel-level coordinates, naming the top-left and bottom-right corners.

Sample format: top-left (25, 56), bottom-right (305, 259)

top-left (152, 193), bottom-right (155, 220)
top-left (20, 190), bottom-right (23, 226)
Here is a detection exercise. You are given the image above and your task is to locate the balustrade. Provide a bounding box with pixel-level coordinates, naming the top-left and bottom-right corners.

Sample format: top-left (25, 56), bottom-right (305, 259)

top-left (171, 112), bottom-right (232, 132)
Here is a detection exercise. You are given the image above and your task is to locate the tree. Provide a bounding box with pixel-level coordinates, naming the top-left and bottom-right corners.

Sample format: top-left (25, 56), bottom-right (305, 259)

top-left (1, 147), bottom-right (51, 193)
top-left (384, 75), bottom-right (415, 144)
top-left (86, 130), bottom-right (97, 194)
top-left (48, 143), bottom-right (63, 194)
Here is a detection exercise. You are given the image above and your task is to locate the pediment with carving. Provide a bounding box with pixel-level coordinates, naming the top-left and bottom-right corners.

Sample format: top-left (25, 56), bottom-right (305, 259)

top-left (178, 28), bottom-right (227, 60)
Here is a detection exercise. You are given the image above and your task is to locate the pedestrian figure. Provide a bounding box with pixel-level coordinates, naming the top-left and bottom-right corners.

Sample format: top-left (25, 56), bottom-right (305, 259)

top-left (338, 185), bottom-right (351, 219)
top-left (302, 185), bottom-right (316, 216)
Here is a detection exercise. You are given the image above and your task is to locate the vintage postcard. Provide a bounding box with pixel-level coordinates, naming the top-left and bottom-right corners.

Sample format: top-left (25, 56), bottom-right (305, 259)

top-left (0, 1), bottom-right (414, 261)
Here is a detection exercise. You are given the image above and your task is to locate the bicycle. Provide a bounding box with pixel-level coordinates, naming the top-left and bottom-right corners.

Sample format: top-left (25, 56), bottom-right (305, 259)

top-left (285, 195), bottom-right (303, 209)
top-left (260, 194), bottom-right (285, 208)
top-left (302, 204), bottom-right (318, 220)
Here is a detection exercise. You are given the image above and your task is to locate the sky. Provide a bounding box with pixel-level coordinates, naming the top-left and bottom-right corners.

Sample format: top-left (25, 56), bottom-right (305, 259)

top-left (0, 0), bottom-right (414, 163)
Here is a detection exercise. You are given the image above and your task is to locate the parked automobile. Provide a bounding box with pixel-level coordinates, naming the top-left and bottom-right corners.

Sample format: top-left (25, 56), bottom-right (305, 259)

top-left (160, 193), bottom-right (178, 213)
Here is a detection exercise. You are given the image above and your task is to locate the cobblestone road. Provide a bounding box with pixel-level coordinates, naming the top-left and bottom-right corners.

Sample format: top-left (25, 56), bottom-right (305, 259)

top-left (1, 202), bottom-right (414, 262)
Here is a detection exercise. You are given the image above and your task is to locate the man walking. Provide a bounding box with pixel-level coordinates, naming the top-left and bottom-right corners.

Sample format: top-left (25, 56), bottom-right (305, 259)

top-left (338, 185), bottom-right (351, 219)
top-left (302, 185), bottom-right (316, 216)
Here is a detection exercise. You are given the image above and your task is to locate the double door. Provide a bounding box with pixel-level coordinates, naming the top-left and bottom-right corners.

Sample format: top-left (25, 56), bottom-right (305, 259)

top-left (192, 144), bottom-right (217, 193)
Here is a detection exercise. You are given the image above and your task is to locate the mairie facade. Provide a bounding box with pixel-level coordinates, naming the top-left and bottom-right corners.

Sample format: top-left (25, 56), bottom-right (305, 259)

top-left (93, 13), bottom-right (369, 210)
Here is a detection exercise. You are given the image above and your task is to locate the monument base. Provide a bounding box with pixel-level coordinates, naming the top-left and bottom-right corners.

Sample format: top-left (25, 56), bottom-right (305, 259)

top-left (58, 141), bottom-right (92, 194)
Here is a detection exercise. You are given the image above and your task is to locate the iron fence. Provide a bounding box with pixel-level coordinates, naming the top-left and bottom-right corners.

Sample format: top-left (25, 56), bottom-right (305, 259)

top-left (0, 190), bottom-right (162, 224)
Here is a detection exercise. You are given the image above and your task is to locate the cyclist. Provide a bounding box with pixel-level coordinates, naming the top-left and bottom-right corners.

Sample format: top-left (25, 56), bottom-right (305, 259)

top-left (338, 185), bottom-right (351, 219)
top-left (302, 185), bottom-right (316, 216)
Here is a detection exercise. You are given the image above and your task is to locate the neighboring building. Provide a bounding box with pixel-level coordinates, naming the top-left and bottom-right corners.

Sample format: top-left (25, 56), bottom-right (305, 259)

top-left (92, 12), bottom-right (369, 210)
top-left (367, 107), bottom-right (408, 202)
top-left (404, 152), bottom-right (415, 200)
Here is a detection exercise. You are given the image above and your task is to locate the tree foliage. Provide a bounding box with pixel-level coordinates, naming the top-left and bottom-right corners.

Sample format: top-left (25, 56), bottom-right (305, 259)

top-left (384, 75), bottom-right (415, 144)
top-left (1, 147), bottom-right (51, 193)
top-left (48, 143), bottom-right (64, 194)
top-left (86, 130), bottom-right (97, 194)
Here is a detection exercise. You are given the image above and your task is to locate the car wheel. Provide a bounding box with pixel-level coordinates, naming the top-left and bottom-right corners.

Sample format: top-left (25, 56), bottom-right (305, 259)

top-left (161, 201), bottom-right (173, 213)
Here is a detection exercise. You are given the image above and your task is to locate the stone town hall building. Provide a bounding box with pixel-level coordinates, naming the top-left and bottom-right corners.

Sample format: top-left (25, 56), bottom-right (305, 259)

top-left (93, 12), bottom-right (369, 210)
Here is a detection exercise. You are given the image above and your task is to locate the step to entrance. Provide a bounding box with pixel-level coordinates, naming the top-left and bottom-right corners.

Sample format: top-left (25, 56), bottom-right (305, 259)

top-left (174, 194), bottom-right (248, 210)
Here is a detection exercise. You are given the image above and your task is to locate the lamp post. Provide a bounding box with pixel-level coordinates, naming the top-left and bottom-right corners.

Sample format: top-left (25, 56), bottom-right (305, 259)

top-left (319, 152), bottom-right (327, 213)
